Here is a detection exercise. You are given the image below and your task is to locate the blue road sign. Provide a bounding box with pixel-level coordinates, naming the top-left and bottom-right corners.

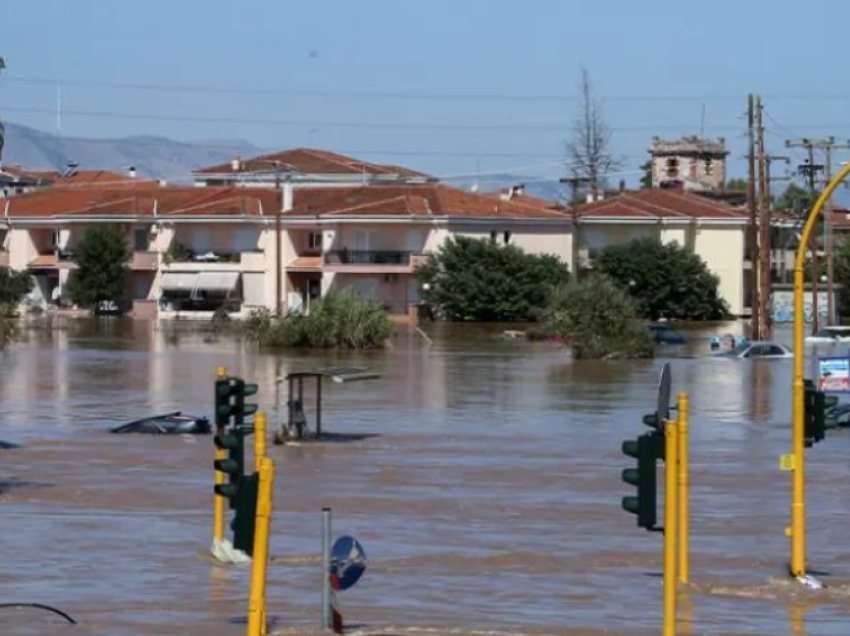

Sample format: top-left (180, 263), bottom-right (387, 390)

top-left (330, 536), bottom-right (367, 591)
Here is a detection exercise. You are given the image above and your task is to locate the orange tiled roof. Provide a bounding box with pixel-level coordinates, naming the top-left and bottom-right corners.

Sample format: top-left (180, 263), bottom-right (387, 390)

top-left (195, 148), bottom-right (429, 178)
top-left (4, 184), bottom-right (281, 219)
top-left (575, 189), bottom-right (747, 221)
top-left (287, 185), bottom-right (571, 220)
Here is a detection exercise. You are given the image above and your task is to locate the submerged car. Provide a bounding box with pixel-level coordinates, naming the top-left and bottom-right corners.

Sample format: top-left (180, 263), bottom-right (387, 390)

top-left (715, 341), bottom-right (793, 359)
top-left (806, 326), bottom-right (850, 344)
top-left (648, 324), bottom-right (685, 345)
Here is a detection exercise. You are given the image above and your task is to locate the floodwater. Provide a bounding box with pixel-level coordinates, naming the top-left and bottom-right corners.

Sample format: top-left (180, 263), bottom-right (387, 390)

top-left (1, 319), bottom-right (850, 636)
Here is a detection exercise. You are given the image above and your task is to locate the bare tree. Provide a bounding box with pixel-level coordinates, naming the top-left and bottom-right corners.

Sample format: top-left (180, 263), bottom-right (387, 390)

top-left (566, 68), bottom-right (619, 203)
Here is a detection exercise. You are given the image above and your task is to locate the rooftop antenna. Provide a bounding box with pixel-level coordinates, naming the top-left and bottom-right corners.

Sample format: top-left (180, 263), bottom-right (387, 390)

top-left (700, 103), bottom-right (706, 138)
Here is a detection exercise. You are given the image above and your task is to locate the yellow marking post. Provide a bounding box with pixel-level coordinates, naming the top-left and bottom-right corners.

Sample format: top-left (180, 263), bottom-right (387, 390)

top-left (255, 412), bottom-right (267, 472)
top-left (677, 393), bottom-right (690, 585)
top-left (663, 419), bottom-right (679, 636)
top-left (247, 457), bottom-right (275, 636)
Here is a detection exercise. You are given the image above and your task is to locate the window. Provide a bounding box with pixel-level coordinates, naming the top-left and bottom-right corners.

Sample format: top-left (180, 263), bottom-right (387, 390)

top-left (191, 229), bottom-right (212, 253)
top-left (307, 232), bottom-right (323, 251)
top-left (233, 229), bottom-right (259, 252)
top-left (353, 230), bottom-right (373, 252)
top-left (705, 157), bottom-right (714, 175)
top-left (665, 157), bottom-right (679, 178)
top-left (133, 228), bottom-right (150, 251)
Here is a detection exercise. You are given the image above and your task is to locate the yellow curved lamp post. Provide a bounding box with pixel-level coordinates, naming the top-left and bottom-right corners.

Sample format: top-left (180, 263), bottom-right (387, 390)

top-left (791, 161), bottom-right (850, 577)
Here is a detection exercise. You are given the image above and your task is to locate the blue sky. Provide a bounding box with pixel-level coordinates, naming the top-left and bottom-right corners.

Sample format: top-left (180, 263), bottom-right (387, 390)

top-left (2, 0), bottom-right (850, 185)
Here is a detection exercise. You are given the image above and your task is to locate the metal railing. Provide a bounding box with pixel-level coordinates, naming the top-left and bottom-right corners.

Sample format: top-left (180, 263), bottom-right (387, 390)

top-left (324, 250), bottom-right (414, 266)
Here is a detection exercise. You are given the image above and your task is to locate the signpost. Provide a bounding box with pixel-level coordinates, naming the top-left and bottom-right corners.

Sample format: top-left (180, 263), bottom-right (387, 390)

top-left (322, 527), bottom-right (368, 634)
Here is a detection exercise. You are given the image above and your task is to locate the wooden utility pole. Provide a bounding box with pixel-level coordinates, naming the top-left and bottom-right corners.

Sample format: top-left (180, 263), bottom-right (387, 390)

top-left (765, 154), bottom-right (791, 285)
top-left (787, 139), bottom-right (830, 331)
top-left (756, 97), bottom-right (771, 339)
top-left (747, 94), bottom-right (761, 339)
top-left (820, 141), bottom-right (850, 325)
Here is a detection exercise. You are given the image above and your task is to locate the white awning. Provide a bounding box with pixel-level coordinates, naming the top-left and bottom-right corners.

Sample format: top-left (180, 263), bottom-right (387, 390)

top-left (196, 271), bottom-right (240, 292)
top-left (160, 272), bottom-right (199, 292)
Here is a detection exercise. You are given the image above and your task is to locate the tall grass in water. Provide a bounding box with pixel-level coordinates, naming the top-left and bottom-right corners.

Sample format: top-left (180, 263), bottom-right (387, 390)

top-left (245, 291), bottom-right (393, 349)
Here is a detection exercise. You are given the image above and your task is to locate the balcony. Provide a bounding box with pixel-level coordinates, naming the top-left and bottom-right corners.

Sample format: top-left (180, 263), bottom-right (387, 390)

top-left (323, 250), bottom-right (418, 274)
top-left (163, 249), bottom-right (265, 273)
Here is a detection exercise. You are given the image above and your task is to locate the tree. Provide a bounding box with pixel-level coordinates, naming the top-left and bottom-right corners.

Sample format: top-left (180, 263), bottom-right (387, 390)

top-left (776, 182), bottom-right (817, 220)
top-left (67, 226), bottom-right (131, 311)
top-left (726, 178), bottom-right (748, 192)
top-left (566, 67), bottom-right (620, 202)
top-left (0, 268), bottom-right (33, 308)
top-left (639, 160), bottom-right (653, 190)
top-left (595, 238), bottom-right (729, 321)
top-left (546, 275), bottom-right (654, 360)
top-left (416, 236), bottom-right (570, 322)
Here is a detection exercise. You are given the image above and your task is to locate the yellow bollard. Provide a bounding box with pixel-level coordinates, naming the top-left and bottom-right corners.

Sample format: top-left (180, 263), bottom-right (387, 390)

top-left (255, 412), bottom-right (267, 472)
top-left (677, 393), bottom-right (690, 585)
top-left (663, 419), bottom-right (679, 636)
top-left (247, 457), bottom-right (275, 636)
top-left (214, 366), bottom-right (228, 544)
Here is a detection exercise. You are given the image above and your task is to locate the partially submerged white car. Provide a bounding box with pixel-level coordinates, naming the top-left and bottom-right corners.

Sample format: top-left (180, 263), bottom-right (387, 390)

top-left (806, 326), bottom-right (850, 344)
top-left (715, 341), bottom-right (793, 359)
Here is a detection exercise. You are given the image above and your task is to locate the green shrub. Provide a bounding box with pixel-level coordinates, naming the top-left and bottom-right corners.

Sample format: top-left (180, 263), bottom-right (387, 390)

top-left (245, 291), bottom-right (393, 349)
top-left (595, 238), bottom-right (729, 321)
top-left (67, 226), bottom-right (130, 310)
top-left (0, 268), bottom-right (34, 309)
top-left (546, 275), bottom-right (654, 360)
top-left (416, 236), bottom-right (570, 322)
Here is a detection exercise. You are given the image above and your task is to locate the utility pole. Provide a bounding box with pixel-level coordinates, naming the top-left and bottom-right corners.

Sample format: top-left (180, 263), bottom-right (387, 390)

top-left (756, 97), bottom-right (770, 339)
top-left (787, 139), bottom-right (830, 331)
top-left (747, 95), bottom-right (761, 339)
top-left (560, 175), bottom-right (592, 281)
top-left (0, 56), bottom-right (6, 167)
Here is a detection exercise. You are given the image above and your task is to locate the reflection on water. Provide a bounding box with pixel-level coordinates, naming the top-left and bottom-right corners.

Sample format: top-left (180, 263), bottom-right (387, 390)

top-left (0, 319), bottom-right (848, 636)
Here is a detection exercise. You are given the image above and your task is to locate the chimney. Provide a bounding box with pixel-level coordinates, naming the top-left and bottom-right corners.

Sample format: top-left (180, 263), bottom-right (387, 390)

top-left (231, 157), bottom-right (242, 172)
top-left (128, 166), bottom-right (137, 179)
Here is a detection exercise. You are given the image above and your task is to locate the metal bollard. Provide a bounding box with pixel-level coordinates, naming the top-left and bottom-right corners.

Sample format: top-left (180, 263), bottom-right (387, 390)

top-left (677, 392), bottom-right (690, 585)
top-left (322, 508), bottom-right (332, 630)
top-left (255, 412), bottom-right (267, 472)
top-left (213, 366), bottom-right (227, 543)
top-left (246, 457), bottom-right (275, 636)
top-left (663, 419), bottom-right (679, 636)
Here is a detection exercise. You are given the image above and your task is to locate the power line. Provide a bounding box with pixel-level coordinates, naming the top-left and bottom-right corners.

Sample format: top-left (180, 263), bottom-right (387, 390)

top-left (6, 75), bottom-right (850, 104)
top-left (0, 103), bottom-right (825, 134)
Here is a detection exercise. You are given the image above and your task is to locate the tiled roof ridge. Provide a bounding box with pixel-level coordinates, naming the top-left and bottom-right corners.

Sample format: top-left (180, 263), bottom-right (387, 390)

top-left (322, 194), bottom-right (428, 216)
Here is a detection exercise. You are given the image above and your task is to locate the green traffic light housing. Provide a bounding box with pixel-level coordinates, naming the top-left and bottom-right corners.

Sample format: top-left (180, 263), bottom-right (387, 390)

top-left (621, 431), bottom-right (664, 530)
top-left (803, 380), bottom-right (834, 447)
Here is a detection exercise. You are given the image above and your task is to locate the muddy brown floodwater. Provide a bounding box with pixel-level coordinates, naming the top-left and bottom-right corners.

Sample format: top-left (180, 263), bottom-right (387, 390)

top-left (1, 319), bottom-right (850, 636)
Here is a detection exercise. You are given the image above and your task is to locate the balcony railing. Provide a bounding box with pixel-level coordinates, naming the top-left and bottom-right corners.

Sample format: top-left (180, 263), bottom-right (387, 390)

top-left (324, 250), bottom-right (414, 266)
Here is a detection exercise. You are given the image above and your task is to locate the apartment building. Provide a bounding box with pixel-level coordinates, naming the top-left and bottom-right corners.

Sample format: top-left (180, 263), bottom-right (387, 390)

top-left (1, 177), bottom-right (572, 318)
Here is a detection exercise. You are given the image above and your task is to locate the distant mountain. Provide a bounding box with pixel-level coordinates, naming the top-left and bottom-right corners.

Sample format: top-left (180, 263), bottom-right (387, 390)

top-left (441, 173), bottom-right (568, 204)
top-left (1, 122), bottom-right (265, 181)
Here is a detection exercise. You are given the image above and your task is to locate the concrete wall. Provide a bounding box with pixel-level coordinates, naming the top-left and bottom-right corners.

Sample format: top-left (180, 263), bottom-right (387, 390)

top-left (693, 224), bottom-right (745, 315)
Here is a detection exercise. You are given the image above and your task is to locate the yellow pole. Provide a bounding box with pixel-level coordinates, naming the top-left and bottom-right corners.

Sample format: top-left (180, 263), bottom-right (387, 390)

top-left (791, 160), bottom-right (850, 577)
top-left (663, 419), bottom-right (679, 636)
top-left (247, 457), bottom-right (275, 636)
top-left (214, 366), bottom-right (227, 544)
top-left (677, 392), bottom-right (690, 585)
top-left (255, 412), bottom-right (267, 472)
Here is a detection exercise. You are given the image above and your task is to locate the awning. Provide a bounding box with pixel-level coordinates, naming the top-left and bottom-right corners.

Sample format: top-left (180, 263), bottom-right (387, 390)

top-left (196, 271), bottom-right (240, 292)
top-left (160, 272), bottom-right (198, 292)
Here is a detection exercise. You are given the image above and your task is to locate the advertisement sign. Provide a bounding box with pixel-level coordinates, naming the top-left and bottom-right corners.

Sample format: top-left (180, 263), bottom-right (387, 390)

top-left (818, 356), bottom-right (850, 393)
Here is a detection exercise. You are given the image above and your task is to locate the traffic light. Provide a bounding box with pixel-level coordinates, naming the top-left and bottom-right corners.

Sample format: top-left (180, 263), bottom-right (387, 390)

top-left (214, 428), bottom-right (244, 503)
top-left (803, 380), bottom-right (838, 447)
top-left (622, 417), bottom-right (664, 530)
top-left (232, 473), bottom-right (259, 556)
top-left (215, 377), bottom-right (238, 428)
top-left (234, 379), bottom-right (259, 428)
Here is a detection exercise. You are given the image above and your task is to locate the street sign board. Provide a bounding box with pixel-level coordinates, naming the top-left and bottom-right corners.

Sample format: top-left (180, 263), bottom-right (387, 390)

top-left (656, 363), bottom-right (672, 424)
top-left (330, 536), bottom-right (367, 591)
top-left (818, 356), bottom-right (850, 393)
